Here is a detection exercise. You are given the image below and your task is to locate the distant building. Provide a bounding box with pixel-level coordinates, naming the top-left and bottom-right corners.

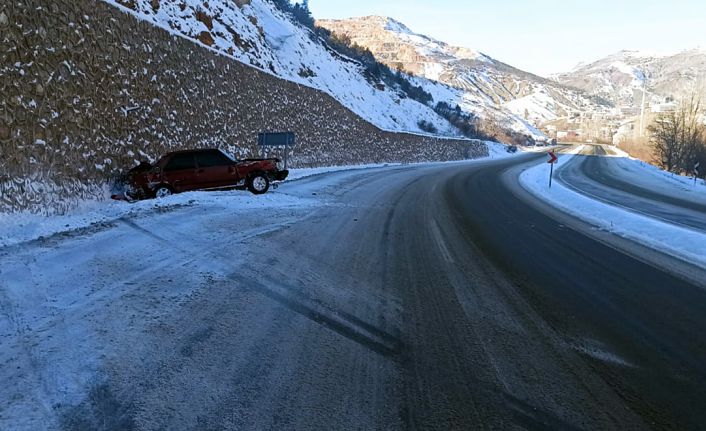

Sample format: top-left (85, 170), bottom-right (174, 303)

top-left (544, 125), bottom-right (557, 138)
top-left (620, 106), bottom-right (641, 116)
top-left (651, 102), bottom-right (678, 113)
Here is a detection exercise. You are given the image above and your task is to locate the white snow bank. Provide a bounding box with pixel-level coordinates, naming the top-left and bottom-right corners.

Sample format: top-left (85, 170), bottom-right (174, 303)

top-left (606, 152), bottom-right (706, 202)
top-left (0, 189), bottom-right (317, 249)
top-left (287, 163), bottom-right (402, 182)
top-left (486, 141), bottom-right (521, 159)
top-left (519, 152), bottom-right (706, 269)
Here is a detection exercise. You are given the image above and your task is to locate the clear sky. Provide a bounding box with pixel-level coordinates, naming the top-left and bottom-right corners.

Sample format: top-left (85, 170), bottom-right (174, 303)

top-left (308, 0), bottom-right (706, 77)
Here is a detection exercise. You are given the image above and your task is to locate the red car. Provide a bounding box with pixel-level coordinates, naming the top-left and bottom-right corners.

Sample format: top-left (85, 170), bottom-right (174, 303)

top-left (124, 149), bottom-right (289, 199)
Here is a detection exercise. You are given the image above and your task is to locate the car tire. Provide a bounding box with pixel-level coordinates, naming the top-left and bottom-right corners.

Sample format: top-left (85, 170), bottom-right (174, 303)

top-left (247, 173), bottom-right (270, 195)
top-left (154, 185), bottom-right (173, 199)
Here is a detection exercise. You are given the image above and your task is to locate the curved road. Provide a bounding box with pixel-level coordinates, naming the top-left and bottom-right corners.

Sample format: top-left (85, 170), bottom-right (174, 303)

top-left (556, 144), bottom-right (706, 231)
top-left (4, 156), bottom-right (706, 430)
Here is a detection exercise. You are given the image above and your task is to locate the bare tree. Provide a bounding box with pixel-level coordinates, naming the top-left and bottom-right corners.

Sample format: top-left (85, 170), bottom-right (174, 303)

top-left (479, 111), bottom-right (508, 142)
top-left (649, 94), bottom-right (705, 174)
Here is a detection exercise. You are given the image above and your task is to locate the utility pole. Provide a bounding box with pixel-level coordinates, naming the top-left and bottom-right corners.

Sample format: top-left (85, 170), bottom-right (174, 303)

top-left (639, 82), bottom-right (647, 137)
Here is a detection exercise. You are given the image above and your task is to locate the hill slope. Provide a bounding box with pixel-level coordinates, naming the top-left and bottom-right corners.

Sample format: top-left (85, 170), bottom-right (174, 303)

top-left (107, 0), bottom-right (464, 136)
top-left (317, 16), bottom-right (610, 125)
top-left (107, 1), bottom-right (546, 140)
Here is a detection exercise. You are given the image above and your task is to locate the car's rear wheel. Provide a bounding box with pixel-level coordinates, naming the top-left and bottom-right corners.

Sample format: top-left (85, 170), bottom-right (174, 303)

top-left (247, 173), bottom-right (270, 195)
top-left (154, 185), bottom-right (173, 199)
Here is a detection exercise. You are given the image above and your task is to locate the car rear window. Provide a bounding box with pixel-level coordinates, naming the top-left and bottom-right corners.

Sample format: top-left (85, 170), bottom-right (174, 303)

top-left (164, 154), bottom-right (195, 172)
top-left (196, 151), bottom-right (232, 168)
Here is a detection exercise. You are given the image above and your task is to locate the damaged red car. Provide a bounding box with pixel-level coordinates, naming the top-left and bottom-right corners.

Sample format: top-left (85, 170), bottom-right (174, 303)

top-left (121, 148), bottom-right (289, 200)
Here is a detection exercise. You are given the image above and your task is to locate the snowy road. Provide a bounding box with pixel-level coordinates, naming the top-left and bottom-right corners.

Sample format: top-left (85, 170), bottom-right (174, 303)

top-left (556, 144), bottom-right (706, 232)
top-left (2, 157), bottom-right (706, 430)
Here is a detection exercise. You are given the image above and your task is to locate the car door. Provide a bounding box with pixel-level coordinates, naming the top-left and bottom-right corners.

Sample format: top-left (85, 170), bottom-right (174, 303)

top-left (162, 153), bottom-right (197, 192)
top-left (195, 150), bottom-right (240, 189)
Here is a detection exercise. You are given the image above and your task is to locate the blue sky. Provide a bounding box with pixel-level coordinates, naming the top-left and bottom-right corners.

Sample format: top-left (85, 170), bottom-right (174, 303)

top-left (309, 0), bottom-right (706, 77)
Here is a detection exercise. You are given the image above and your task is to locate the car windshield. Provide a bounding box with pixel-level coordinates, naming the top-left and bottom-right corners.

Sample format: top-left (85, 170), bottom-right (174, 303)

top-left (219, 149), bottom-right (237, 162)
top-left (196, 151), bottom-right (233, 167)
top-left (4, 1), bottom-right (706, 430)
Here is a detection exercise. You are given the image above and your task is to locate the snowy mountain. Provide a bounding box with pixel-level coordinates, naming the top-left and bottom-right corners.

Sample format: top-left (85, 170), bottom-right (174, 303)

top-left (556, 49), bottom-right (706, 108)
top-left (316, 16), bottom-right (609, 125)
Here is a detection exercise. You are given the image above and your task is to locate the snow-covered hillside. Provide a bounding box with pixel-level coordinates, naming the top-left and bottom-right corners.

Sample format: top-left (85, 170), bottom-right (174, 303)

top-left (317, 16), bottom-right (609, 127)
top-left (557, 49), bottom-right (706, 108)
top-left (404, 74), bottom-right (545, 140)
top-left (105, 0), bottom-right (462, 136)
top-left (504, 89), bottom-right (580, 124)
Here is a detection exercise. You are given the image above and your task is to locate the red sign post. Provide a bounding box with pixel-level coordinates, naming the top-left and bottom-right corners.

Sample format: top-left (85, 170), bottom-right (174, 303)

top-left (548, 151), bottom-right (558, 188)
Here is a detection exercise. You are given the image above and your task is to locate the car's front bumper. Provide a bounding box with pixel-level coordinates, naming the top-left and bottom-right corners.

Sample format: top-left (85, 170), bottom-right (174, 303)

top-left (271, 170), bottom-right (289, 181)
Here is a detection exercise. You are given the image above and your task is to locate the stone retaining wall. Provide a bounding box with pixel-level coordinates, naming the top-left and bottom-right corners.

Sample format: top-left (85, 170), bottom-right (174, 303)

top-left (0, 0), bottom-right (486, 213)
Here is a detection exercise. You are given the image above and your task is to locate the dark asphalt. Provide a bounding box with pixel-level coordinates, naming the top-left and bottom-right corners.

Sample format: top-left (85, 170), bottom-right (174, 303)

top-left (437, 156), bottom-right (706, 429)
top-left (556, 145), bottom-right (706, 231)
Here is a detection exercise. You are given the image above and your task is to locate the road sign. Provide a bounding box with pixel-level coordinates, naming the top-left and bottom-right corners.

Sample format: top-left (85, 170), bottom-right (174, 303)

top-left (547, 151), bottom-right (558, 188)
top-left (258, 132), bottom-right (295, 147)
top-left (258, 132), bottom-right (295, 169)
top-left (547, 151), bottom-right (558, 164)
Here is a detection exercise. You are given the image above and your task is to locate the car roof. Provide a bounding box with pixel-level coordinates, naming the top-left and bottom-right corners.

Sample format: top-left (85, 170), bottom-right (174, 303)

top-left (165, 148), bottom-right (221, 156)
top-left (158, 149), bottom-right (236, 163)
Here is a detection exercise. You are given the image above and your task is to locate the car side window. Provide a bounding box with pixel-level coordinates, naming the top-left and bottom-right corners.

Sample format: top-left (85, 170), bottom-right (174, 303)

top-left (164, 154), bottom-right (195, 172)
top-left (196, 151), bottom-right (232, 168)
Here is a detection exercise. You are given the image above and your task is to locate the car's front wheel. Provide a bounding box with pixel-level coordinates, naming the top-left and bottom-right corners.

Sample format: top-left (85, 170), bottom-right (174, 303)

top-left (154, 185), bottom-right (173, 199)
top-left (247, 173), bottom-right (270, 195)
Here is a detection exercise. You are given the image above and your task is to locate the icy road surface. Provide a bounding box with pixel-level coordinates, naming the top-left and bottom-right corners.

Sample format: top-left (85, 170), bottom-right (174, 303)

top-left (521, 145), bottom-right (706, 270)
top-left (557, 144), bottom-right (706, 232)
top-left (2, 156), bottom-right (706, 430)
